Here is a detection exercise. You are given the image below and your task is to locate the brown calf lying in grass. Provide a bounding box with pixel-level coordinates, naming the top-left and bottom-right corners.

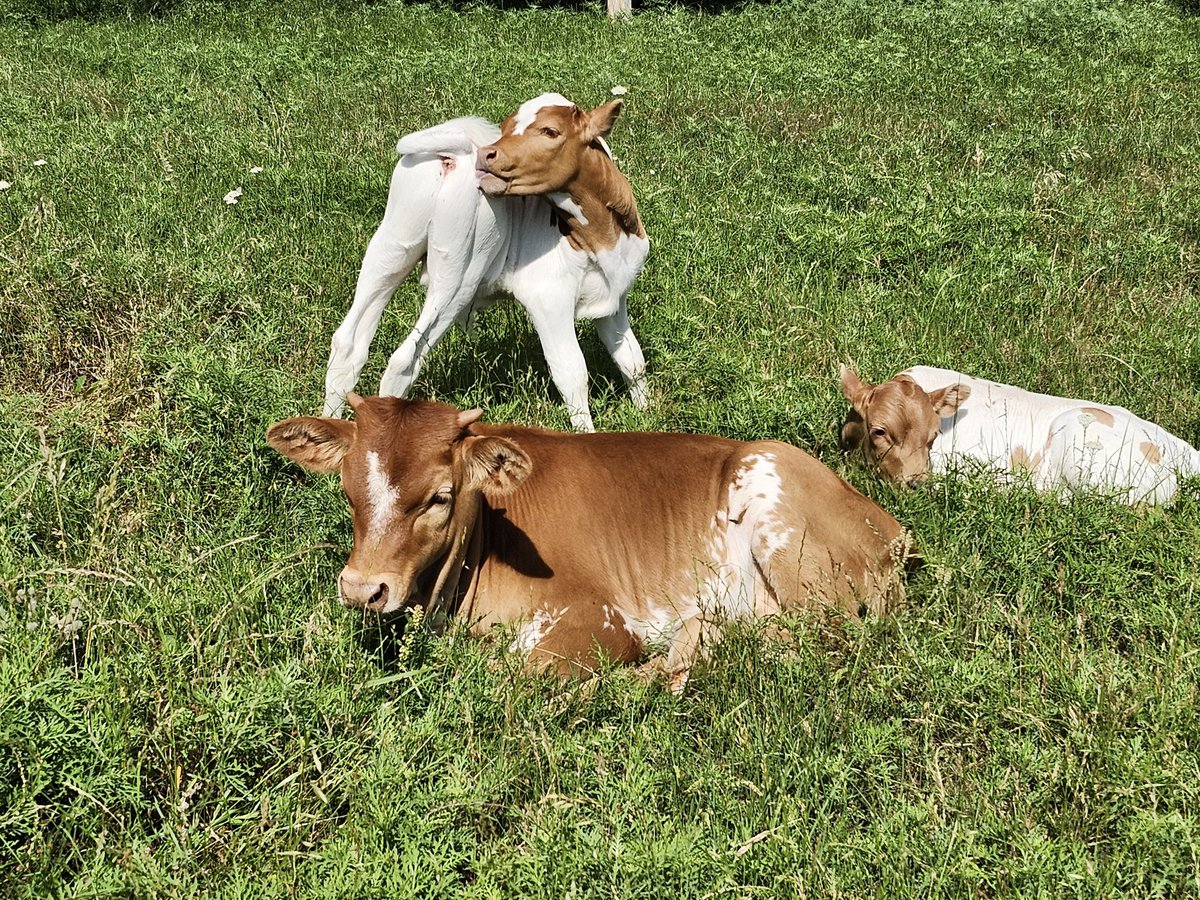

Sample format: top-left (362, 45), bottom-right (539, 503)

top-left (269, 395), bottom-right (917, 690)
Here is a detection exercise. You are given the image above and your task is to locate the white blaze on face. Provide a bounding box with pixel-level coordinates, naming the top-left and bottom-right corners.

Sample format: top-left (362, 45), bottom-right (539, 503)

top-left (511, 93), bottom-right (574, 135)
top-left (365, 450), bottom-right (401, 537)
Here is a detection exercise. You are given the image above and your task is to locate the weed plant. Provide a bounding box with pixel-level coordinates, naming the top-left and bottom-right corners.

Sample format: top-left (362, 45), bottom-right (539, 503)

top-left (2, 0), bottom-right (1200, 895)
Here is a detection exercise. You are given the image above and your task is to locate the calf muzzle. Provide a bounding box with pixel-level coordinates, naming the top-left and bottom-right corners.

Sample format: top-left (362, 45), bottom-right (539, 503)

top-left (339, 568), bottom-right (399, 613)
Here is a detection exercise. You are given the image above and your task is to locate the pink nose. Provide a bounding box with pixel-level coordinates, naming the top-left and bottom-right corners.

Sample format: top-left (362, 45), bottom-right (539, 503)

top-left (477, 147), bottom-right (498, 169)
top-left (339, 570), bottom-right (389, 610)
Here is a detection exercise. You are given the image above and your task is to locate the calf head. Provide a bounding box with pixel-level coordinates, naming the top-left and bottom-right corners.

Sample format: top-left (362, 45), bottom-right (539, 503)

top-left (267, 395), bottom-right (531, 616)
top-left (839, 366), bottom-right (970, 485)
top-left (476, 93), bottom-right (624, 197)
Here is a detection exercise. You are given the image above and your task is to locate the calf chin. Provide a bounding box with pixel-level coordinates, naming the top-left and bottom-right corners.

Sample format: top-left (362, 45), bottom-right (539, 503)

top-left (476, 172), bottom-right (508, 197)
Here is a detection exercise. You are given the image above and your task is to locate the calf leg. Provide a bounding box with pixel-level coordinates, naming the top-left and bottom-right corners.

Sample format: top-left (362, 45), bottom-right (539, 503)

top-left (324, 157), bottom-right (446, 417)
top-left (525, 297), bottom-right (595, 432)
top-left (378, 288), bottom-right (477, 399)
top-left (595, 303), bottom-right (649, 409)
top-left (664, 613), bottom-right (721, 694)
top-left (324, 231), bottom-right (425, 416)
top-left (377, 156), bottom-right (497, 400)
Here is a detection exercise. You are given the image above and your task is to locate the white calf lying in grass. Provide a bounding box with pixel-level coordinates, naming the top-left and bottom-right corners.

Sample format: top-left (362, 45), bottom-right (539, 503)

top-left (323, 93), bottom-right (650, 433)
top-left (840, 365), bottom-right (1200, 505)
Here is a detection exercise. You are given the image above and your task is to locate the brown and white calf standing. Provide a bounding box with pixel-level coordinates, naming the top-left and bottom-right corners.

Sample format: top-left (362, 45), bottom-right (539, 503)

top-left (323, 94), bottom-right (650, 433)
top-left (841, 364), bottom-right (1200, 505)
top-left (268, 396), bottom-right (916, 690)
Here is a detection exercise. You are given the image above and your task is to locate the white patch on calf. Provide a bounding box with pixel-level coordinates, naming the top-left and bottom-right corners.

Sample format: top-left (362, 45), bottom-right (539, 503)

top-left (511, 607), bottom-right (567, 654)
top-left (731, 453), bottom-right (792, 559)
top-left (365, 451), bottom-right (400, 536)
top-left (623, 601), bottom-right (684, 655)
top-left (512, 93), bottom-right (574, 135)
top-left (725, 452), bottom-right (792, 617)
top-left (549, 192), bottom-right (589, 225)
top-left (575, 232), bottom-right (650, 319)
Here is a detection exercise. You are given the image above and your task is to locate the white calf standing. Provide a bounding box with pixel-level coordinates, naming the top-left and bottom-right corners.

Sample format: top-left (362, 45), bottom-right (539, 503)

top-left (323, 94), bottom-right (650, 432)
top-left (840, 365), bottom-right (1200, 505)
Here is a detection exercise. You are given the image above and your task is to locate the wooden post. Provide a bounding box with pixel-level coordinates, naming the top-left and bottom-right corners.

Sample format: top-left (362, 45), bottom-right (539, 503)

top-left (608, 0), bottom-right (632, 18)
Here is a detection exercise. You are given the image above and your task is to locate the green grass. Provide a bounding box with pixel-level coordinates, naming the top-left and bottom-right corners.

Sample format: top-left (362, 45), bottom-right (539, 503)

top-left (3, 0), bottom-right (1200, 894)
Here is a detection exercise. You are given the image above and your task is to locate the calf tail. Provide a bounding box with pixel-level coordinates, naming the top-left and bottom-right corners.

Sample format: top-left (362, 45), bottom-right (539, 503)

top-left (396, 116), bottom-right (501, 157)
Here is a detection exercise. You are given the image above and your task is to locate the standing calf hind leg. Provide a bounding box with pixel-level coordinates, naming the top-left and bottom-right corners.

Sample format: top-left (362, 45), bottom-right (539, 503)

top-left (323, 233), bottom-right (426, 416)
top-left (377, 293), bottom-right (473, 400)
top-left (323, 155), bottom-right (447, 417)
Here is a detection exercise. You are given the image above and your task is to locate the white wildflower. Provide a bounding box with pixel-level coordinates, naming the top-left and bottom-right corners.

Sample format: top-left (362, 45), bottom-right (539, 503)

top-left (33, 159), bottom-right (47, 167)
top-left (610, 85), bottom-right (628, 97)
top-left (0, 180), bottom-right (9, 190)
top-left (224, 187), bottom-right (243, 205)
top-left (250, 166), bottom-right (263, 174)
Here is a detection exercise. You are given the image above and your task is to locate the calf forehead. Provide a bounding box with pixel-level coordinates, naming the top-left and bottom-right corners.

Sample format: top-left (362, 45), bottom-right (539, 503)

top-left (510, 93), bottom-right (576, 135)
top-left (342, 400), bottom-right (460, 499)
top-left (872, 382), bottom-right (933, 424)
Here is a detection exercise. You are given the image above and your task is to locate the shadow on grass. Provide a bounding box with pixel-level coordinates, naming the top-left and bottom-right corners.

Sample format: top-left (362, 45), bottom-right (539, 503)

top-left (407, 302), bottom-right (652, 422)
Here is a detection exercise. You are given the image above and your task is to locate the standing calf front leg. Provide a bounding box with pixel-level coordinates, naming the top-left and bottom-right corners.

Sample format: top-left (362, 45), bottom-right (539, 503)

top-left (525, 298), bottom-right (595, 432)
top-left (595, 304), bottom-right (649, 410)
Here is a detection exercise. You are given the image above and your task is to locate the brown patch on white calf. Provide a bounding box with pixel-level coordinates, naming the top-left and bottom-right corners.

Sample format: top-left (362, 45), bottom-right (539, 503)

top-left (1140, 441), bottom-right (1163, 464)
top-left (1081, 407), bottom-right (1115, 428)
top-left (1010, 445), bottom-right (1044, 473)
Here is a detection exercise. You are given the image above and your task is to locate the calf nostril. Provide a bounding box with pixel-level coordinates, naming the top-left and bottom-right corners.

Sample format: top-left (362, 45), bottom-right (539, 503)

top-left (369, 583), bottom-right (388, 608)
top-left (484, 149), bottom-right (497, 162)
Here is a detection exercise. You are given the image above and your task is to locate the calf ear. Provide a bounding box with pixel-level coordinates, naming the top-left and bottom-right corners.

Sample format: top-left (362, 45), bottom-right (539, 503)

top-left (839, 365), bottom-right (872, 413)
top-left (462, 436), bottom-right (532, 497)
top-left (456, 407), bottom-right (484, 430)
top-left (929, 383), bottom-right (970, 418)
top-left (266, 417), bottom-right (356, 474)
top-left (583, 100), bottom-right (623, 143)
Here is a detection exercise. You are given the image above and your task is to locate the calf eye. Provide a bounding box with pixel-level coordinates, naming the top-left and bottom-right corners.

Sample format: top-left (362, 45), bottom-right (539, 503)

top-left (428, 492), bottom-right (452, 508)
top-left (540, 126), bottom-right (560, 138)
top-left (870, 426), bottom-right (888, 440)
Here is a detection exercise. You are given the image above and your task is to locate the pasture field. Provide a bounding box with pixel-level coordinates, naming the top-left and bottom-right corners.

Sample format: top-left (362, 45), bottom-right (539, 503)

top-left (3, 0), bottom-right (1200, 895)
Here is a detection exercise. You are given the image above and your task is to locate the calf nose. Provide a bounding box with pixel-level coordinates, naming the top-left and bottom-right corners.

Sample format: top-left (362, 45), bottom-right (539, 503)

top-left (906, 472), bottom-right (929, 487)
top-left (476, 147), bottom-right (498, 169)
top-left (339, 570), bottom-right (388, 610)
